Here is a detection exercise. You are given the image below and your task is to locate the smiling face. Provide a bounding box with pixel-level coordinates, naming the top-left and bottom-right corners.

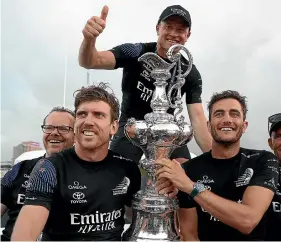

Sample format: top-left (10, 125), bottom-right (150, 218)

top-left (208, 98), bottom-right (248, 145)
top-left (43, 111), bottom-right (75, 157)
top-left (74, 100), bottom-right (118, 151)
top-left (156, 16), bottom-right (190, 56)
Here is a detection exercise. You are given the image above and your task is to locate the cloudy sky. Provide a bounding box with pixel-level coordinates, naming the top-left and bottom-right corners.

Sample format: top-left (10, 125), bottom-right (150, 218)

top-left (1, 0), bottom-right (281, 161)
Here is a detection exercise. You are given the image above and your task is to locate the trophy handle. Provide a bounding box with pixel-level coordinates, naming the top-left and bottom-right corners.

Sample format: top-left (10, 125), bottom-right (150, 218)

top-left (166, 44), bottom-right (193, 78)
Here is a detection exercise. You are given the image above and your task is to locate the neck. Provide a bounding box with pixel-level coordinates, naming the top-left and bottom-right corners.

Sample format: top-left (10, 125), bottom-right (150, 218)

top-left (156, 43), bottom-right (167, 59)
top-left (211, 141), bottom-right (240, 159)
top-left (75, 143), bottom-right (109, 162)
top-left (45, 152), bottom-right (51, 158)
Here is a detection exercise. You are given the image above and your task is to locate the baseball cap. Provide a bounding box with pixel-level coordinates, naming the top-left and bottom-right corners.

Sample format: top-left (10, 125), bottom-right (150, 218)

top-left (157, 5), bottom-right (191, 28)
top-left (268, 113), bottom-right (281, 136)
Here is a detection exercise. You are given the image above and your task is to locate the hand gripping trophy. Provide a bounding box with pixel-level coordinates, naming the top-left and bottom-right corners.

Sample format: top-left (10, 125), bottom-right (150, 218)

top-left (123, 44), bottom-right (194, 241)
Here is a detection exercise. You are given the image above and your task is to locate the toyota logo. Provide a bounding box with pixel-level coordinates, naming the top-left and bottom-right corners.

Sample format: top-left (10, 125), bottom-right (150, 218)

top-left (72, 192), bottom-right (85, 200)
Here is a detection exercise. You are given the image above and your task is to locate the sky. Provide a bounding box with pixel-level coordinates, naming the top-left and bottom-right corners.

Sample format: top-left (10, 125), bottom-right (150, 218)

top-left (1, 0), bottom-right (281, 161)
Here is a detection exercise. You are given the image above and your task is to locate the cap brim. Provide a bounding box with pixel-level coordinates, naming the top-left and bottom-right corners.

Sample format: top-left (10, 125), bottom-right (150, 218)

top-left (160, 13), bottom-right (190, 27)
top-left (270, 121), bottom-right (281, 135)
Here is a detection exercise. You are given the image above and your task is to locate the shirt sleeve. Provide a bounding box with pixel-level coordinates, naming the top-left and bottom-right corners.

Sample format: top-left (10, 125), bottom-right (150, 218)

top-left (184, 64), bottom-right (203, 105)
top-left (249, 152), bottom-right (280, 192)
top-left (1, 161), bottom-right (24, 207)
top-left (177, 162), bottom-right (197, 209)
top-left (24, 158), bottom-right (58, 210)
top-left (109, 43), bottom-right (143, 69)
top-left (125, 161), bottom-right (141, 207)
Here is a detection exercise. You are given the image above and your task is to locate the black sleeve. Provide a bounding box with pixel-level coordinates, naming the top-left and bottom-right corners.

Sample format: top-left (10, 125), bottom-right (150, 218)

top-left (177, 162), bottom-right (197, 209)
top-left (24, 158), bottom-right (58, 210)
top-left (125, 161), bottom-right (141, 207)
top-left (1, 161), bottom-right (25, 207)
top-left (249, 152), bottom-right (280, 192)
top-left (184, 64), bottom-right (202, 105)
top-left (109, 43), bottom-right (143, 69)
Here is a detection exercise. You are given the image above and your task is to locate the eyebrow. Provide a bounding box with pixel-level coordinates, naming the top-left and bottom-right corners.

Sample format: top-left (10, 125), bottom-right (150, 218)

top-left (213, 109), bottom-right (241, 114)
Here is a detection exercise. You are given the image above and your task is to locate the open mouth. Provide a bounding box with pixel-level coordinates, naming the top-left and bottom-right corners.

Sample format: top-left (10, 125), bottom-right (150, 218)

top-left (167, 39), bottom-right (178, 45)
top-left (220, 127), bottom-right (234, 132)
top-left (48, 140), bottom-right (63, 144)
top-left (83, 130), bottom-right (95, 137)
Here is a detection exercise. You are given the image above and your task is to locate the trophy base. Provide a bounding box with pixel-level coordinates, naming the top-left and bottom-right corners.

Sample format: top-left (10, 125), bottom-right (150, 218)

top-left (122, 190), bottom-right (180, 241)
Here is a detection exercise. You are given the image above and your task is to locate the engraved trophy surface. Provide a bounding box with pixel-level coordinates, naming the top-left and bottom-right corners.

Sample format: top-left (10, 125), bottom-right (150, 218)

top-left (123, 44), bottom-right (194, 241)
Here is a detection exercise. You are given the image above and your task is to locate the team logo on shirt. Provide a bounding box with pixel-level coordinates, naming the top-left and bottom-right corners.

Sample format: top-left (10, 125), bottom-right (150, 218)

top-left (112, 177), bottom-right (130, 195)
top-left (68, 181), bottom-right (87, 190)
top-left (197, 175), bottom-right (214, 184)
top-left (235, 168), bottom-right (254, 187)
top-left (71, 208), bottom-right (123, 233)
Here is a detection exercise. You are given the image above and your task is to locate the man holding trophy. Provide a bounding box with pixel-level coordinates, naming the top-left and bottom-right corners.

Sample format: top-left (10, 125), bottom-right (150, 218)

top-left (79, 4), bottom-right (212, 163)
top-left (156, 91), bottom-right (279, 241)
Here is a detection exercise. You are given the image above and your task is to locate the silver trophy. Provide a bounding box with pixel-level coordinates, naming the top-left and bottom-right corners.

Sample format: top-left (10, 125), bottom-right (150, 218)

top-left (123, 44), bottom-right (194, 241)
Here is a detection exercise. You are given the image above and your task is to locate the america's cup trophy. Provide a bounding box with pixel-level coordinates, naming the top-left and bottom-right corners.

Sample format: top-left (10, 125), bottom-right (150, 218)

top-left (123, 44), bottom-right (194, 241)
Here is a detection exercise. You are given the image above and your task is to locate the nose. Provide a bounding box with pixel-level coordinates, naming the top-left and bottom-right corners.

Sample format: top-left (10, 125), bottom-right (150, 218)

top-left (84, 113), bottom-right (95, 125)
top-left (222, 113), bottom-right (232, 124)
top-left (168, 27), bottom-right (179, 37)
top-left (50, 128), bottom-right (60, 135)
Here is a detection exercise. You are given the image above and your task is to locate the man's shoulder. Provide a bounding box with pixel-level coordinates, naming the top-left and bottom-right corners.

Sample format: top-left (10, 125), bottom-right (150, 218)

top-left (240, 147), bottom-right (276, 160)
top-left (109, 150), bottom-right (137, 165)
top-left (1, 156), bottom-right (43, 186)
top-left (39, 148), bottom-right (75, 167)
top-left (111, 42), bottom-right (156, 57)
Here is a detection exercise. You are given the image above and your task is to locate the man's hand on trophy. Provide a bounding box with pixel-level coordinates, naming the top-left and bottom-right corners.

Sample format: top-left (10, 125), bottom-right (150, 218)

top-left (155, 178), bottom-right (178, 198)
top-left (82, 5), bottom-right (109, 41)
top-left (154, 158), bottom-right (194, 193)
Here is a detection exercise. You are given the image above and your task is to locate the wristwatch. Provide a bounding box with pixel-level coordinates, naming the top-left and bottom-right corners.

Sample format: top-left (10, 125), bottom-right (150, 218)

top-left (190, 182), bottom-right (207, 198)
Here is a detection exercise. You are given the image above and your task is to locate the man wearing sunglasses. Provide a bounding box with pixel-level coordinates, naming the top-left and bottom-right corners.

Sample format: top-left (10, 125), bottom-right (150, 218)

top-left (1, 107), bottom-right (75, 241)
top-left (266, 113), bottom-right (281, 241)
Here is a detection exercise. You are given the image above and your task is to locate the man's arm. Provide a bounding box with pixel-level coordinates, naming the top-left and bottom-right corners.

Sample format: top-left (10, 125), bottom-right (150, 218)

top-left (11, 158), bottom-right (57, 241)
top-left (155, 153), bottom-right (279, 234)
top-left (1, 203), bottom-right (8, 216)
top-left (79, 39), bottom-right (116, 70)
top-left (12, 205), bottom-right (49, 241)
top-left (184, 64), bottom-right (211, 152)
top-left (78, 6), bottom-right (116, 70)
top-left (178, 208), bottom-right (199, 241)
top-left (1, 161), bottom-right (26, 215)
top-left (190, 186), bottom-right (273, 234)
top-left (187, 103), bottom-right (212, 152)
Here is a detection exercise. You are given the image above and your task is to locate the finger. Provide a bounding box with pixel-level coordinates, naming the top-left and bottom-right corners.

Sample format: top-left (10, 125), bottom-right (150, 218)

top-left (82, 29), bottom-right (100, 39)
top-left (87, 19), bottom-right (104, 33)
top-left (155, 167), bottom-right (170, 177)
top-left (155, 177), bottom-right (165, 186)
top-left (154, 158), bottom-right (171, 167)
top-left (168, 188), bottom-right (179, 198)
top-left (158, 185), bottom-right (174, 195)
top-left (174, 158), bottom-right (188, 165)
top-left (156, 179), bottom-right (172, 191)
top-left (93, 17), bottom-right (106, 29)
top-left (100, 5), bottom-right (109, 21)
top-left (158, 171), bottom-right (171, 180)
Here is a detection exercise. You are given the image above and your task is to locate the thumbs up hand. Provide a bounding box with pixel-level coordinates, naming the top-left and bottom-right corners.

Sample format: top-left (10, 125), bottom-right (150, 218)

top-left (82, 5), bottom-right (109, 41)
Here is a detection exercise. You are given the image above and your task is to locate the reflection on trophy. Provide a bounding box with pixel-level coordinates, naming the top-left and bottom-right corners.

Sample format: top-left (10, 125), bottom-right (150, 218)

top-left (123, 44), bottom-right (194, 241)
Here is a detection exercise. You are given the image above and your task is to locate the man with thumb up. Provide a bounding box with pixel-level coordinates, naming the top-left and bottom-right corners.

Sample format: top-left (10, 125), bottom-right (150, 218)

top-left (79, 5), bottom-right (211, 165)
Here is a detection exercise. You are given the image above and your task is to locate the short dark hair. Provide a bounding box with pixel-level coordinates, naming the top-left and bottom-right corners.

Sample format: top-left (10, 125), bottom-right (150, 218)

top-left (73, 82), bottom-right (120, 122)
top-left (207, 90), bottom-right (248, 121)
top-left (43, 106), bottom-right (75, 125)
